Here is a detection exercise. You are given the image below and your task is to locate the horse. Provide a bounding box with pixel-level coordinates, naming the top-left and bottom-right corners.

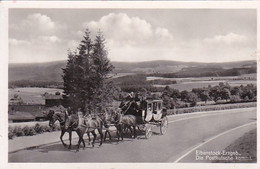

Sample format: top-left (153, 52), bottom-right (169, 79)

top-left (120, 100), bottom-right (141, 116)
top-left (83, 114), bottom-right (104, 147)
top-left (46, 110), bottom-right (86, 150)
top-left (99, 112), bottom-right (112, 141)
top-left (110, 111), bottom-right (139, 141)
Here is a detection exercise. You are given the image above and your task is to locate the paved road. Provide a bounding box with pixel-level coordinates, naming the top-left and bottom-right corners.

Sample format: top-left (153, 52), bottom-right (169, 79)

top-left (9, 107), bottom-right (256, 163)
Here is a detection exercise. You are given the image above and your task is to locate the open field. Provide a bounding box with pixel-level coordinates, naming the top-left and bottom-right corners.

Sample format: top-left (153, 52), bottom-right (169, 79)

top-left (9, 87), bottom-right (63, 105)
top-left (149, 74), bottom-right (256, 91)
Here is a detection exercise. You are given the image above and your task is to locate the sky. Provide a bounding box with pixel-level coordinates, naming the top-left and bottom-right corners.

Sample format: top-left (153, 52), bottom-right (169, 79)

top-left (9, 9), bottom-right (256, 63)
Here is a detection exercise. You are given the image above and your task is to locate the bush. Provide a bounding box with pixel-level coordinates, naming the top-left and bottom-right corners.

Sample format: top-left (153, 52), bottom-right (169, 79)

top-left (8, 122), bottom-right (61, 139)
top-left (34, 123), bottom-right (44, 134)
top-left (42, 125), bottom-right (52, 132)
top-left (8, 127), bottom-right (15, 139)
top-left (230, 95), bottom-right (241, 103)
top-left (13, 126), bottom-right (24, 137)
top-left (23, 126), bottom-right (36, 136)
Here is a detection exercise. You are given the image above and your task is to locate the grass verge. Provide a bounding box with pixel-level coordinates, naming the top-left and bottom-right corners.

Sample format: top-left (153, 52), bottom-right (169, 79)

top-left (214, 129), bottom-right (256, 163)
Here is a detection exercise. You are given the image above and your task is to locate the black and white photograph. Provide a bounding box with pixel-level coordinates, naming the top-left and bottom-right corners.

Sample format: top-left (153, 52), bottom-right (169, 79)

top-left (0, 1), bottom-right (258, 167)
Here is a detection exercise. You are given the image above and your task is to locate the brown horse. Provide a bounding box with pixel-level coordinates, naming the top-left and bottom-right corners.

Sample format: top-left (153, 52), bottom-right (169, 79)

top-left (99, 112), bottom-right (112, 141)
top-left (83, 114), bottom-right (104, 147)
top-left (110, 111), bottom-right (139, 141)
top-left (119, 101), bottom-right (139, 116)
top-left (46, 110), bottom-right (85, 150)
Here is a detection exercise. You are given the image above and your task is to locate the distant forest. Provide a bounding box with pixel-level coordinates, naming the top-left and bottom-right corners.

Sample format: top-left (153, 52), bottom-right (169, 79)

top-left (149, 67), bottom-right (256, 78)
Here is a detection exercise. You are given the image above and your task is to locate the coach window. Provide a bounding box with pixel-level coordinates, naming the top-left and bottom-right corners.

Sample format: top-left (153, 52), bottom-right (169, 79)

top-left (158, 102), bottom-right (161, 110)
top-left (148, 103), bottom-right (152, 111)
top-left (153, 102), bottom-right (157, 111)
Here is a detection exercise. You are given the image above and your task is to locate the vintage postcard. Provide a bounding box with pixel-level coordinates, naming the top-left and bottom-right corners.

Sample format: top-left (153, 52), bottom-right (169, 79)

top-left (0, 1), bottom-right (259, 169)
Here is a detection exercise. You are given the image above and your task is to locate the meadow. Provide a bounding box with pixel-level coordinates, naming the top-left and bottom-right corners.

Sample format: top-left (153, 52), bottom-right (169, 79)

top-left (9, 87), bottom-right (63, 105)
top-left (148, 74), bottom-right (256, 91)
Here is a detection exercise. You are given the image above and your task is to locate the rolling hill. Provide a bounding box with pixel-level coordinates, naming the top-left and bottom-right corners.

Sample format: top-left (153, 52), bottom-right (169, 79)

top-left (9, 60), bottom-right (256, 82)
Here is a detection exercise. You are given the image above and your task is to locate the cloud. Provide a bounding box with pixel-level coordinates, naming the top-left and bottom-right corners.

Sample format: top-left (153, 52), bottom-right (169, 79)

top-left (10, 13), bottom-right (57, 35)
top-left (83, 13), bottom-right (173, 47)
top-left (9, 38), bottom-right (31, 46)
top-left (37, 36), bottom-right (62, 43)
top-left (204, 33), bottom-right (248, 45)
top-left (26, 13), bottom-right (55, 31)
top-left (9, 11), bottom-right (256, 63)
top-left (10, 13), bottom-right (67, 40)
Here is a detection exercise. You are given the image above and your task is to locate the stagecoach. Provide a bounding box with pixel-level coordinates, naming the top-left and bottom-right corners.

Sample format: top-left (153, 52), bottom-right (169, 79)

top-left (138, 99), bottom-right (168, 139)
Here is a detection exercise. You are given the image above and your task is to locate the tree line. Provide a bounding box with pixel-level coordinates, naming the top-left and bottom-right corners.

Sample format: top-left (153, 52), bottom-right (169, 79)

top-left (160, 82), bottom-right (257, 109)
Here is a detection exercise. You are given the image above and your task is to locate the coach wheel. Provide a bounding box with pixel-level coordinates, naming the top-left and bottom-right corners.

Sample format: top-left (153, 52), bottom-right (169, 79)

top-left (160, 117), bottom-right (168, 135)
top-left (145, 125), bottom-right (152, 139)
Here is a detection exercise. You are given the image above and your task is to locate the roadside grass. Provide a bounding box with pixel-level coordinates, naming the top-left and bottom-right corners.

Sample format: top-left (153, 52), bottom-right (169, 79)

top-left (214, 129), bottom-right (256, 163)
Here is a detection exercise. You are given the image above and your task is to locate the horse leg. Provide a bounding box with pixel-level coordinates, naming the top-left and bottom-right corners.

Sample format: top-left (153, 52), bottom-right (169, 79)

top-left (119, 125), bottom-right (124, 141)
top-left (80, 129), bottom-right (86, 149)
top-left (68, 131), bottom-right (72, 149)
top-left (91, 131), bottom-right (96, 147)
top-left (98, 128), bottom-right (103, 146)
top-left (82, 134), bottom-right (85, 148)
top-left (87, 132), bottom-right (91, 145)
top-left (108, 130), bottom-right (112, 141)
top-left (76, 131), bottom-right (80, 151)
top-left (104, 130), bottom-right (107, 141)
top-left (77, 137), bottom-right (81, 151)
top-left (116, 126), bottom-right (120, 142)
top-left (128, 126), bottom-right (133, 138)
top-left (133, 126), bottom-right (136, 139)
top-left (60, 129), bottom-right (67, 147)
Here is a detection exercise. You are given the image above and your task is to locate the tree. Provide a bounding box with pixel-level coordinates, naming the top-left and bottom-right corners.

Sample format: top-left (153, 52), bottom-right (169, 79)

top-left (62, 29), bottom-right (92, 111)
top-left (186, 92), bottom-right (198, 107)
top-left (171, 88), bottom-right (180, 99)
top-left (220, 88), bottom-right (231, 102)
top-left (62, 29), bottom-right (114, 114)
top-left (90, 32), bottom-right (114, 113)
top-left (200, 90), bottom-right (210, 103)
top-left (180, 90), bottom-right (188, 102)
top-left (230, 86), bottom-right (242, 96)
top-left (209, 86), bottom-right (221, 102)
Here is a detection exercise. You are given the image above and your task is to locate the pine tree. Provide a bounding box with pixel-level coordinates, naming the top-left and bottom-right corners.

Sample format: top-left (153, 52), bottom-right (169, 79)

top-left (90, 31), bottom-right (114, 113)
top-left (62, 29), bottom-right (114, 114)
